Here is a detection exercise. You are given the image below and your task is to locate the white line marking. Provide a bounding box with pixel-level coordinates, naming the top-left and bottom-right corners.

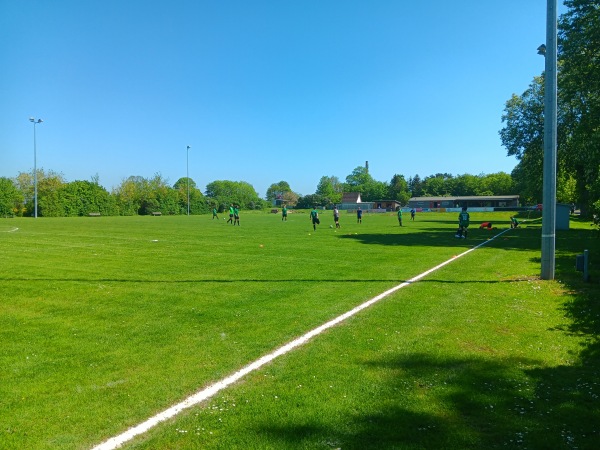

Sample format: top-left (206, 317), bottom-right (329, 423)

top-left (92, 228), bottom-right (512, 450)
top-left (0, 227), bottom-right (19, 233)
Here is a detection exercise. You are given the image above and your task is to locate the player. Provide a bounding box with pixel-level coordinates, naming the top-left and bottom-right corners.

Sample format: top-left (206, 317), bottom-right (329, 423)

top-left (410, 208), bottom-right (416, 221)
top-left (333, 206), bottom-right (340, 228)
top-left (357, 207), bottom-right (363, 224)
top-left (212, 207), bottom-right (219, 220)
top-left (456, 207), bottom-right (470, 238)
top-left (397, 208), bottom-right (403, 226)
top-left (510, 216), bottom-right (520, 228)
top-left (310, 206), bottom-right (320, 231)
top-left (282, 205), bottom-right (288, 221)
top-left (227, 204), bottom-right (234, 224)
top-left (233, 205), bottom-right (240, 226)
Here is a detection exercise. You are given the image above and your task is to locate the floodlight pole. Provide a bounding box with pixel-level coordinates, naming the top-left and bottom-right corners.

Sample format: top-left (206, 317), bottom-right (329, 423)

top-left (540, 0), bottom-right (557, 280)
top-left (29, 117), bottom-right (43, 219)
top-left (186, 145), bottom-right (191, 216)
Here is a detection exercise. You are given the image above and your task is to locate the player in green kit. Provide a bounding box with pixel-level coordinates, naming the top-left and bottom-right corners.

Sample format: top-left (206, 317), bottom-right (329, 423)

top-left (212, 207), bottom-right (219, 220)
top-left (282, 205), bottom-right (288, 221)
top-left (310, 207), bottom-right (319, 231)
top-left (233, 205), bottom-right (240, 226)
top-left (456, 207), bottom-right (470, 238)
top-left (227, 204), bottom-right (234, 224)
top-left (397, 209), bottom-right (403, 226)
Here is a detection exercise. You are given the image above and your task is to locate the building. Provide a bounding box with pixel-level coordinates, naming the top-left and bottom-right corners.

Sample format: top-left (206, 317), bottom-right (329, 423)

top-left (408, 195), bottom-right (519, 210)
top-left (339, 192), bottom-right (373, 210)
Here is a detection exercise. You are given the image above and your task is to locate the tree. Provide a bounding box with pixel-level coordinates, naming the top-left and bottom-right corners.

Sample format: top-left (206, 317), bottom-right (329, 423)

top-left (345, 166), bottom-right (372, 189)
top-left (408, 175), bottom-right (424, 197)
top-left (499, 79), bottom-right (546, 205)
top-left (62, 180), bottom-right (117, 216)
top-left (558, 0), bottom-right (600, 214)
top-left (205, 180), bottom-right (261, 210)
top-left (266, 181), bottom-right (292, 202)
top-left (388, 174), bottom-right (410, 205)
top-left (113, 176), bottom-right (148, 215)
top-left (315, 176), bottom-right (343, 205)
top-left (0, 177), bottom-right (23, 217)
top-left (296, 193), bottom-right (324, 209)
top-left (36, 171), bottom-right (67, 217)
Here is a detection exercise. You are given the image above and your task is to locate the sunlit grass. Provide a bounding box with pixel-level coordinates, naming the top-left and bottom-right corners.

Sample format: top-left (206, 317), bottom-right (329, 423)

top-left (1, 212), bottom-right (598, 449)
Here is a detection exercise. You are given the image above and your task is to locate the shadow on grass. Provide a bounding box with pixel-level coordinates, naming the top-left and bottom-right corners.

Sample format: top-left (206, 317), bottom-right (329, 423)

top-left (258, 350), bottom-right (599, 449)
top-left (257, 225), bottom-right (600, 449)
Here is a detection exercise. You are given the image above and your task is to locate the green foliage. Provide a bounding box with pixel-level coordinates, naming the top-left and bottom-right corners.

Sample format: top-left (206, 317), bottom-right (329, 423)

top-left (205, 180), bottom-right (261, 210)
top-left (499, 2), bottom-right (600, 214)
top-left (315, 175), bottom-right (343, 204)
top-left (61, 180), bottom-right (118, 216)
top-left (296, 193), bottom-right (324, 209)
top-left (387, 174), bottom-right (410, 204)
top-left (265, 181), bottom-right (292, 201)
top-left (0, 177), bottom-right (23, 217)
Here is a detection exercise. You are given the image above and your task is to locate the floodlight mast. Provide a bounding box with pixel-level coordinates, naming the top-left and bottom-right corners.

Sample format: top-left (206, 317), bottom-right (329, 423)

top-left (29, 117), bottom-right (43, 219)
top-left (540, 0), bottom-right (557, 280)
top-left (187, 145), bottom-right (191, 216)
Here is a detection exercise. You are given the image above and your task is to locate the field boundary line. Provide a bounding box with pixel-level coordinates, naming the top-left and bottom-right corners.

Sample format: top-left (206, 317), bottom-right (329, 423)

top-left (92, 228), bottom-right (512, 450)
top-left (0, 227), bottom-right (19, 232)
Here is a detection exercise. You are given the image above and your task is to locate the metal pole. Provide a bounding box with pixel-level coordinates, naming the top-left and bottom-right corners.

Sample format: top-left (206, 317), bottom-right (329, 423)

top-left (186, 145), bottom-right (190, 216)
top-left (34, 121), bottom-right (37, 219)
top-left (30, 117), bottom-right (43, 219)
top-left (541, 0), bottom-right (557, 280)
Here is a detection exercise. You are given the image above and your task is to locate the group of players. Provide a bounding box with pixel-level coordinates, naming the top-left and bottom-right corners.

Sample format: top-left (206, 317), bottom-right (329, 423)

top-left (214, 203), bottom-right (520, 236)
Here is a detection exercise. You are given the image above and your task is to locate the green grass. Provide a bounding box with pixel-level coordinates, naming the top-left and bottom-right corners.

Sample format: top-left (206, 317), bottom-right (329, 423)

top-left (1, 211), bottom-right (598, 449)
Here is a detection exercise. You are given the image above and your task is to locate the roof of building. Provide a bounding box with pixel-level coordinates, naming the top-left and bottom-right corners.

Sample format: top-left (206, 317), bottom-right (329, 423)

top-left (341, 192), bottom-right (362, 203)
top-left (409, 195), bottom-right (519, 201)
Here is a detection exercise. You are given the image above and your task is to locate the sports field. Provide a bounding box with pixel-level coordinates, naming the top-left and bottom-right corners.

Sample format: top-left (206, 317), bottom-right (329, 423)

top-left (1, 211), bottom-right (598, 449)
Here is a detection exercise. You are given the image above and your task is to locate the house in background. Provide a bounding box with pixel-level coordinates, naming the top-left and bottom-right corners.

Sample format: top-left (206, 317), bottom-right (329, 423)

top-left (339, 192), bottom-right (373, 210)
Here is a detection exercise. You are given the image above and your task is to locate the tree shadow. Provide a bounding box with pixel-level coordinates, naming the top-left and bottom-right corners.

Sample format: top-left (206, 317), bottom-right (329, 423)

top-left (256, 225), bottom-right (600, 449)
top-left (258, 349), bottom-right (599, 449)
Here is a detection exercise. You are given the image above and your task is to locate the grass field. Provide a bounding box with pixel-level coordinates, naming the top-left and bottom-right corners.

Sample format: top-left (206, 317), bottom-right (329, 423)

top-left (1, 211), bottom-right (599, 449)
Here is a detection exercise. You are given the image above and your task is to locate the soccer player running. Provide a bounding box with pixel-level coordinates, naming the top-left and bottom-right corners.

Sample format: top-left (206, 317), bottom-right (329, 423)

top-left (456, 207), bottom-right (470, 238)
top-left (282, 205), bottom-right (288, 221)
top-left (227, 204), bottom-right (234, 224)
top-left (310, 206), bottom-right (320, 231)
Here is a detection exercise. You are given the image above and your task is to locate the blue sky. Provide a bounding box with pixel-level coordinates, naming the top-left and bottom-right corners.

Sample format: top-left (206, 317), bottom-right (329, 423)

top-left (1, 1), bottom-right (566, 198)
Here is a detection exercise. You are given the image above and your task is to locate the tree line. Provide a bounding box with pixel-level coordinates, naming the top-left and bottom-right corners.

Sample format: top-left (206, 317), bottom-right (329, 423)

top-left (1, 167), bottom-right (518, 218)
top-left (0, 171), bottom-right (269, 217)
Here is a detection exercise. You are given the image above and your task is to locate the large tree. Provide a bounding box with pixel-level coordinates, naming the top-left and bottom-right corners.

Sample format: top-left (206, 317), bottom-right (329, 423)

top-left (500, 1), bottom-right (600, 214)
top-left (559, 0), bottom-right (600, 214)
top-left (387, 174), bottom-right (410, 205)
top-left (315, 176), bottom-right (343, 205)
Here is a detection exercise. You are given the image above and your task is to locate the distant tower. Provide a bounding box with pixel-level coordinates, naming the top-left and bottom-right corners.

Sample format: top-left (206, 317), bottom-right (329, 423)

top-left (365, 161), bottom-right (369, 174)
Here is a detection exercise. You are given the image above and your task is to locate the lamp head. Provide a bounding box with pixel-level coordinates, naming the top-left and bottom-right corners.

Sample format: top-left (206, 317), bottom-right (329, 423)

top-left (537, 44), bottom-right (546, 56)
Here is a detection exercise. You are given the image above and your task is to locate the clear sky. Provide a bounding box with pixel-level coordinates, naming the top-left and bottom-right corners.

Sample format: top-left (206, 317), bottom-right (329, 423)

top-left (1, 1), bottom-right (567, 198)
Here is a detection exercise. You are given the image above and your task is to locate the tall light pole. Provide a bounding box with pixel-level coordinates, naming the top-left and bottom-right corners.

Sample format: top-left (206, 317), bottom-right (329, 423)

top-left (29, 117), bottom-right (43, 219)
top-left (540, 0), bottom-right (558, 280)
top-left (186, 145), bottom-right (191, 216)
